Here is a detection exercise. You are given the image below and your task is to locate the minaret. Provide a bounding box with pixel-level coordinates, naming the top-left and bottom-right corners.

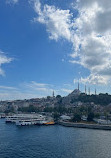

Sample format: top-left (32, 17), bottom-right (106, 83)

top-left (78, 81), bottom-right (79, 91)
top-left (88, 87), bottom-right (90, 95)
top-left (52, 91), bottom-right (55, 98)
top-left (95, 88), bottom-right (96, 95)
top-left (85, 85), bottom-right (87, 94)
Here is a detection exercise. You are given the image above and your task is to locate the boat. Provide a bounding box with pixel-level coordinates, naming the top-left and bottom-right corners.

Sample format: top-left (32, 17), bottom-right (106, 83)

top-left (44, 121), bottom-right (55, 125)
top-left (6, 114), bottom-right (55, 126)
top-left (6, 114), bottom-right (45, 123)
top-left (16, 119), bottom-right (37, 126)
top-left (16, 117), bottom-right (46, 126)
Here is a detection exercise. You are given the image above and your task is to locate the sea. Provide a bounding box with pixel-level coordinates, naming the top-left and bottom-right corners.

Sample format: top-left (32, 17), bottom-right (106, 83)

top-left (0, 119), bottom-right (111, 158)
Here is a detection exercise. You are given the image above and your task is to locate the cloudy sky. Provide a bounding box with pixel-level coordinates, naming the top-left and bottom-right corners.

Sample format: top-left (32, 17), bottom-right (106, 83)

top-left (0, 0), bottom-right (111, 100)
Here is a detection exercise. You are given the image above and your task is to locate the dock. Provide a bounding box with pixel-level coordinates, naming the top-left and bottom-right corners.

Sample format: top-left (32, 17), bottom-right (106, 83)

top-left (59, 121), bottom-right (111, 130)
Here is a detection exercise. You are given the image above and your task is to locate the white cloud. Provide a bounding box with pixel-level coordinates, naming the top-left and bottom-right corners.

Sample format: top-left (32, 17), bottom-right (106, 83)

top-left (0, 51), bottom-right (12, 65)
top-left (0, 82), bottom-right (50, 100)
top-left (0, 86), bottom-right (17, 90)
top-left (61, 88), bottom-right (72, 93)
top-left (70, 0), bottom-right (111, 85)
top-left (0, 92), bottom-right (39, 101)
top-left (25, 81), bottom-right (53, 92)
top-left (21, 81), bottom-right (74, 98)
top-left (0, 51), bottom-right (13, 76)
top-left (0, 81), bottom-right (75, 100)
top-left (6, 0), bottom-right (18, 4)
top-left (33, 0), bottom-right (72, 41)
top-left (23, 81), bottom-right (55, 98)
top-left (31, 81), bottom-right (50, 87)
top-left (77, 74), bottom-right (109, 85)
top-left (32, 0), bottom-right (111, 85)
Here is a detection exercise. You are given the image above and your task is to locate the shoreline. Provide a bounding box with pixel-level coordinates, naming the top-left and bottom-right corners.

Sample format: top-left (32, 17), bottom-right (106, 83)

top-left (59, 121), bottom-right (111, 130)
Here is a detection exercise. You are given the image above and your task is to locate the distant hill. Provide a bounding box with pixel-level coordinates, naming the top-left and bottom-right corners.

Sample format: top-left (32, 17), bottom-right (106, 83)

top-left (1, 89), bottom-right (111, 113)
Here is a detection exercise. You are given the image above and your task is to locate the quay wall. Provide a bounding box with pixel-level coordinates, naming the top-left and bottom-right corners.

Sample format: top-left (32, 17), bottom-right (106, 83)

top-left (59, 121), bottom-right (111, 130)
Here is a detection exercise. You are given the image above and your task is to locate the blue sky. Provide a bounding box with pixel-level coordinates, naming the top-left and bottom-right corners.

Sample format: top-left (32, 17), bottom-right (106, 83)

top-left (0, 0), bottom-right (111, 100)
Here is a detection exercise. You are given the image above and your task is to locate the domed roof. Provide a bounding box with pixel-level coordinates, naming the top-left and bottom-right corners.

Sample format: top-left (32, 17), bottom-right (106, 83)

top-left (68, 89), bottom-right (81, 97)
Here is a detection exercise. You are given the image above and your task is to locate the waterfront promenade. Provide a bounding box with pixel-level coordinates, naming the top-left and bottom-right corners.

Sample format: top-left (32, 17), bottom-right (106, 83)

top-left (59, 121), bottom-right (111, 130)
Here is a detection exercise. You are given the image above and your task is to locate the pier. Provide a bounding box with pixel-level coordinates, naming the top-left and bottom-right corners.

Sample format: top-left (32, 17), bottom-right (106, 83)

top-left (59, 121), bottom-right (111, 130)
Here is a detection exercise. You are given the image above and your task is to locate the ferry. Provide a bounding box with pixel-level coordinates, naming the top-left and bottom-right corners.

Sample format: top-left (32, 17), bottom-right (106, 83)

top-left (16, 117), bottom-right (46, 126)
top-left (16, 119), bottom-right (38, 126)
top-left (16, 118), bottom-right (55, 126)
top-left (0, 113), bottom-right (6, 118)
top-left (5, 114), bottom-right (45, 123)
top-left (6, 114), bottom-right (55, 126)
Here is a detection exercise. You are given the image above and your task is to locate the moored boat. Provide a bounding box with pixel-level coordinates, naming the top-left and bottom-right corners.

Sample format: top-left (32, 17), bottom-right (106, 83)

top-left (5, 114), bottom-right (45, 123)
top-left (44, 121), bottom-right (55, 125)
top-left (16, 119), bottom-right (37, 126)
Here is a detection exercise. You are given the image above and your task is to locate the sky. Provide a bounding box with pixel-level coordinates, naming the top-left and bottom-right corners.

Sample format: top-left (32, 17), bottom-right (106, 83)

top-left (0, 0), bottom-right (111, 100)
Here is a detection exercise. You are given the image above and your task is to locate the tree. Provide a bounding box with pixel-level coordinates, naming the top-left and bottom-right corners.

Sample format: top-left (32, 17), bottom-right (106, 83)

top-left (87, 112), bottom-right (94, 122)
top-left (56, 95), bottom-right (61, 98)
top-left (94, 113), bottom-right (100, 118)
top-left (44, 107), bottom-right (53, 112)
top-left (53, 112), bottom-right (60, 121)
top-left (72, 113), bottom-right (81, 122)
top-left (47, 96), bottom-right (51, 100)
top-left (27, 105), bottom-right (36, 112)
top-left (4, 106), bottom-right (14, 113)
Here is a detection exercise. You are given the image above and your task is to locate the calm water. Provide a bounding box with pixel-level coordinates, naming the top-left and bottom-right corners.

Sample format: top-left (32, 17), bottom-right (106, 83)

top-left (0, 119), bottom-right (111, 158)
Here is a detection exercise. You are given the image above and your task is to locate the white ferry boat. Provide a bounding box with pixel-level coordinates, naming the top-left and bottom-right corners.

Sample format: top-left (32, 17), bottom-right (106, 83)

top-left (16, 119), bottom-right (55, 126)
top-left (36, 120), bottom-right (48, 125)
top-left (16, 119), bottom-right (37, 126)
top-left (6, 114), bottom-right (45, 123)
top-left (6, 114), bottom-right (54, 126)
top-left (16, 117), bottom-right (46, 126)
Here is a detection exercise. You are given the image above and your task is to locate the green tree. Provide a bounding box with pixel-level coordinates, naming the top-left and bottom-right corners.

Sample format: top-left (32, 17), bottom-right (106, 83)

top-left (53, 112), bottom-right (60, 121)
top-left (56, 95), bottom-right (61, 99)
top-left (94, 113), bottom-right (100, 118)
top-left (47, 96), bottom-right (51, 100)
top-left (87, 112), bottom-right (94, 122)
top-left (72, 113), bottom-right (81, 122)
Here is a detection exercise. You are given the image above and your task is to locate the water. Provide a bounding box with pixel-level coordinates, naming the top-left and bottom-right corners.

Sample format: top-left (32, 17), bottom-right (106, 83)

top-left (0, 119), bottom-right (111, 158)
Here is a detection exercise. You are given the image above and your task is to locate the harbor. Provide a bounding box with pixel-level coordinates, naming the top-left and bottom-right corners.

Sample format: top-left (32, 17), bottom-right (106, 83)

top-left (2, 113), bottom-right (111, 130)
